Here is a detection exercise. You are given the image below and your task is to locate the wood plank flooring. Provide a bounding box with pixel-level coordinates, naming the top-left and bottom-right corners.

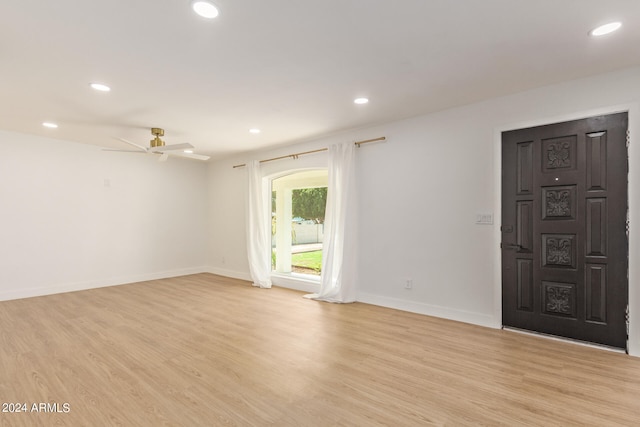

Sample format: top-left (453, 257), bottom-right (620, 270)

top-left (1, 273), bottom-right (640, 426)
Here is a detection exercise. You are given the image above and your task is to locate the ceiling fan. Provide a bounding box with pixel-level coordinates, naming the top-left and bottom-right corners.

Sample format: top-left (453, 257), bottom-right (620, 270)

top-left (104, 127), bottom-right (210, 161)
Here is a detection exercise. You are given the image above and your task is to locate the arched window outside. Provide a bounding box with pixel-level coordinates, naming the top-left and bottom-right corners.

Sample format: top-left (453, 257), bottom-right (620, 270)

top-left (271, 169), bottom-right (328, 277)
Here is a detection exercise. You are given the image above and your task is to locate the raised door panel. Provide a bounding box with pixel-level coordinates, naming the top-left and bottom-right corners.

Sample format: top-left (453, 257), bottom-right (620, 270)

top-left (517, 142), bottom-right (533, 195)
top-left (586, 264), bottom-right (607, 324)
top-left (517, 259), bottom-right (533, 312)
top-left (516, 201), bottom-right (533, 252)
top-left (541, 281), bottom-right (577, 318)
top-left (541, 234), bottom-right (576, 269)
top-left (542, 186), bottom-right (576, 221)
top-left (542, 135), bottom-right (577, 172)
top-left (586, 131), bottom-right (607, 191)
top-left (586, 198), bottom-right (607, 258)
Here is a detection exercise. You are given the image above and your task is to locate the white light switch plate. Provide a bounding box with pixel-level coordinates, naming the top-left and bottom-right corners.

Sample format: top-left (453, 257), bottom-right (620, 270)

top-left (475, 213), bottom-right (493, 224)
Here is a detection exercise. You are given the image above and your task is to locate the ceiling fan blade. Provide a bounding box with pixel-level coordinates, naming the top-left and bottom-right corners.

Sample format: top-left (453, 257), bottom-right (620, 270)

top-left (167, 151), bottom-right (210, 161)
top-left (115, 137), bottom-right (148, 152)
top-left (149, 142), bottom-right (194, 153)
top-left (102, 149), bottom-right (146, 153)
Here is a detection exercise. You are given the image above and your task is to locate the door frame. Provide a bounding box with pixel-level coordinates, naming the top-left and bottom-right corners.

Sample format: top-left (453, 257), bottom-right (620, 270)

top-left (493, 103), bottom-right (640, 356)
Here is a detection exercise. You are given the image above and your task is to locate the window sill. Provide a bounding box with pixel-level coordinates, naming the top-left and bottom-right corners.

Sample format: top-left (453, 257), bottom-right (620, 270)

top-left (271, 272), bottom-right (320, 293)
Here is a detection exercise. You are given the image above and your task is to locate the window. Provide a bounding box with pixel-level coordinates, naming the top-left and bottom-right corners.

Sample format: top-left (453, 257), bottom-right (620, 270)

top-left (271, 170), bottom-right (328, 277)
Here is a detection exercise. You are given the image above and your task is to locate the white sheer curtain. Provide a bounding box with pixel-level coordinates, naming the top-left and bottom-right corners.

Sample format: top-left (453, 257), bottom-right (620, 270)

top-left (305, 142), bottom-right (358, 302)
top-left (246, 160), bottom-right (272, 288)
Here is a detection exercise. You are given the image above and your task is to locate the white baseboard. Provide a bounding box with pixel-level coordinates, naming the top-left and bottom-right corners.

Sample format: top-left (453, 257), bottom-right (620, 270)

top-left (4, 267), bottom-right (498, 333)
top-left (206, 271), bottom-right (499, 328)
top-left (356, 292), bottom-right (500, 329)
top-left (0, 266), bottom-right (210, 302)
top-left (206, 267), bottom-right (252, 282)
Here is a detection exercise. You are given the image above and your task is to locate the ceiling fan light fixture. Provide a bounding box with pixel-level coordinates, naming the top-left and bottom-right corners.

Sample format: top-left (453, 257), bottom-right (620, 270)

top-left (90, 82), bottom-right (111, 92)
top-left (192, 1), bottom-right (219, 19)
top-left (589, 21), bottom-right (622, 37)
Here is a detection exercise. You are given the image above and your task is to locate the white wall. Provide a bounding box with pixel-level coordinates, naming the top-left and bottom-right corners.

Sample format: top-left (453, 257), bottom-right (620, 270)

top-left (2, 66), bottom-right (638, 354)
top-left (0, 130), bottom-right (209, 300)
top-left (207, 66), bottom-right (640, 356)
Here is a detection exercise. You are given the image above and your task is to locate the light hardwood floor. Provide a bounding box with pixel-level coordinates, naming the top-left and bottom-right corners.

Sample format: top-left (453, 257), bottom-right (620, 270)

top-left (1, 273), bottom-right (640, 426)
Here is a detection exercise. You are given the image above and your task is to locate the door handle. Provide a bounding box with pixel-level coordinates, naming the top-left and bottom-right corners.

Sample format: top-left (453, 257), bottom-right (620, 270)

top-left (501, 243), bottom-right (522, 250)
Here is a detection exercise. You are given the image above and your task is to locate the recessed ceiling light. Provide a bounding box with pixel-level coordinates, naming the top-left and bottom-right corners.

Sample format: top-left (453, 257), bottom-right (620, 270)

top-left (90, 82), bottom-right (111, 92)
top-left (184, 149), bottom-right (194, 154)
top-left (249, 128), bottom-right (261, 134)
top-left (589, 22), bottom-right (622, 37)
top-left (42, 122), bottom-right (58, 128)
top-left (354, 97), bottom-right (369, 104)
top-left (192, 1), bottom-right (219, 19)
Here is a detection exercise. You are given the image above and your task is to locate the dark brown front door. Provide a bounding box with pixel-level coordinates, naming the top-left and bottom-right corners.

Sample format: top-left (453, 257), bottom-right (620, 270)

top-left (502, 113), bottom-right (628, 349)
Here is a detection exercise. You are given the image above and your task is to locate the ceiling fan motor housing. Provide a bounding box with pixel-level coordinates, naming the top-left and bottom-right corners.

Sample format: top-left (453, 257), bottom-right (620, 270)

top-left (150, 127), bottom-right (165, 147)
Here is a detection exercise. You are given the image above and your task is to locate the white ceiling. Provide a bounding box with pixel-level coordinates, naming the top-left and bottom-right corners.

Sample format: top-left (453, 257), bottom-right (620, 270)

top-left (2, 1), bottom-right (639, 160)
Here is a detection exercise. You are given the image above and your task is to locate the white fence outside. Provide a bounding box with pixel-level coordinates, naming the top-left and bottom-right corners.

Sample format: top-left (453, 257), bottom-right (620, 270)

top-left (292, 223), bottom-right (324, 244)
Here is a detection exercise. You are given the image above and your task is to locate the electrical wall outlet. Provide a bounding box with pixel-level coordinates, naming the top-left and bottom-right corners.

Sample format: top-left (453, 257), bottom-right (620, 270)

top-left (404, 278), bottom-right (413, 289)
